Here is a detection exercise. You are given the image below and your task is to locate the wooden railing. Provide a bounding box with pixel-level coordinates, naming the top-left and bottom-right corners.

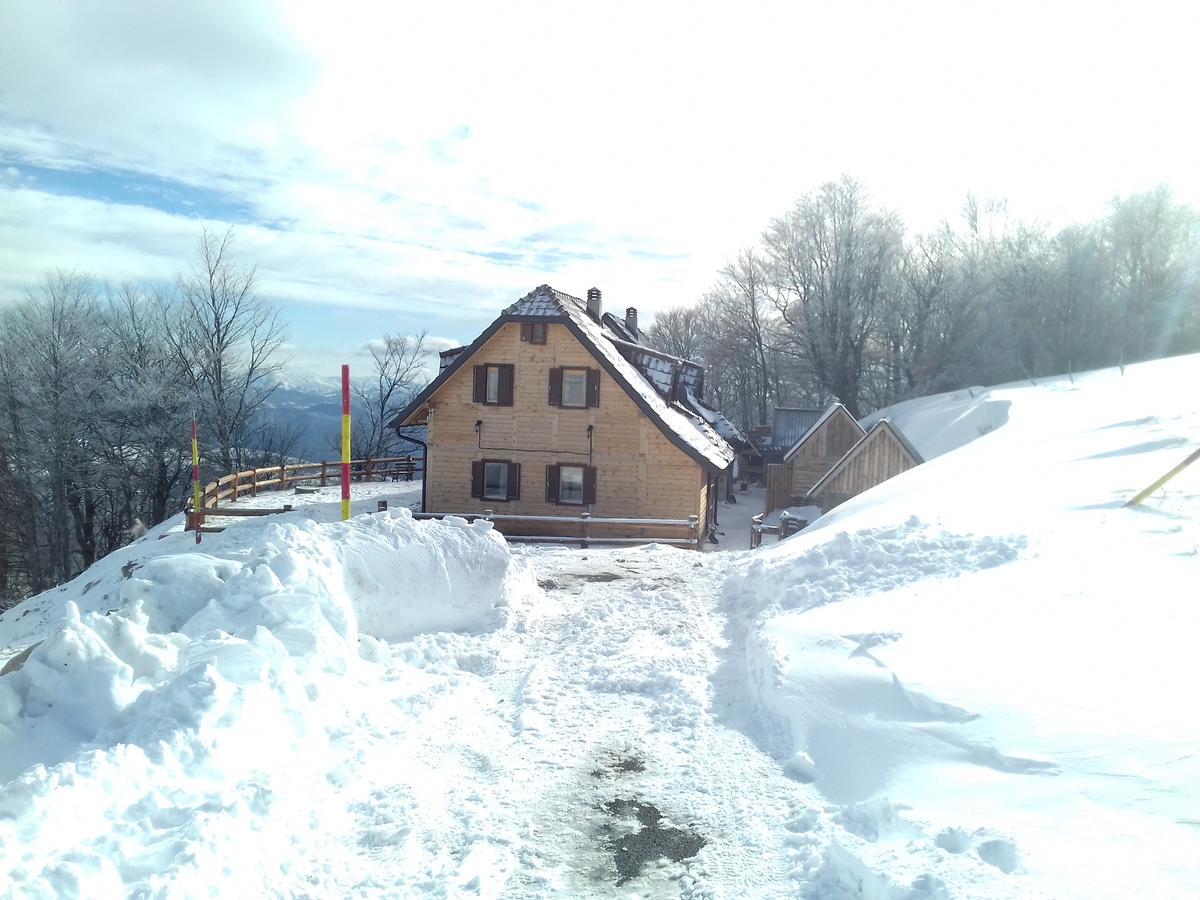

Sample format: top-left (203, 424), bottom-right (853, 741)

top-left (413, 510), bottom-right (701, 549)
top-left (750, 510), bottom-right (807, 549)
top-left (186, 456), bottom-right (421, 531)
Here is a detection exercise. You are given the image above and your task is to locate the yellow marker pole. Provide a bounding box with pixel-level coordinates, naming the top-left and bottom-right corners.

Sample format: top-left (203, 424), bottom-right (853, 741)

top-left (191, 417), bottom-right (202, 544)
top-left (1126, 446), bottom-right (1200, 508)
top-left (341, 364), bottom-right (351, 521)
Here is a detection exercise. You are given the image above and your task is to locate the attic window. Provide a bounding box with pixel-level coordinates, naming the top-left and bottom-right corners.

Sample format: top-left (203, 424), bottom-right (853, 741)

top-left (521, 323), bottom-right (548, 344)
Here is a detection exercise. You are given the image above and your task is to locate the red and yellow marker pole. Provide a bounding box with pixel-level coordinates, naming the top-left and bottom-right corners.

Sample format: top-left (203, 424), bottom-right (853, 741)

top-left (341, 364), bottom-right (351, 521)
top-left (191, 417), bottom-right (202, 544)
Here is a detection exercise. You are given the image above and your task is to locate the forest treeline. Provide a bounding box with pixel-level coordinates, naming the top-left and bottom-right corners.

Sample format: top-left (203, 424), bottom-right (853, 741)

top-left (646, 178), bottom-right (1200, 425)
top-left (0, 226), bottom-right (430, 607)
top-left (0, 228), bottom-right (296, 605)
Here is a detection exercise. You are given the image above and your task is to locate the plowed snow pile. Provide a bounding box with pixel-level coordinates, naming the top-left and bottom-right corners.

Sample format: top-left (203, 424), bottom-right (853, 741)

top-left (726, 354), bottom-right (1200, 898)
top-left (0, 510), bottom-right (525, 895)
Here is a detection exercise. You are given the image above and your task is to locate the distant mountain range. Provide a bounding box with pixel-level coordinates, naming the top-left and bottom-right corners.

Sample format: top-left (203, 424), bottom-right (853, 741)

top-left (256, 376), bottom-right (426, 463)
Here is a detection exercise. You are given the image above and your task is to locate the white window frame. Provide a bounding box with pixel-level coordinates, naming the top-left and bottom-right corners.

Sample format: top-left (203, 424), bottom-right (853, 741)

top-left (483, 461), bottom-right (508, 500)
top-left (558, 464), bottom-right (585, 504)
top-left (485, 366), bottom-right (501, 404)
top-left (561, 368), bottom-right (587, 409)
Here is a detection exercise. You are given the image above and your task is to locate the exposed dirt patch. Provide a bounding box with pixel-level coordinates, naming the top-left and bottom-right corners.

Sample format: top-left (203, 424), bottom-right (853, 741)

top-left (572, 572), bottom-right (624, 583)
top-left (599, 798), bottom-right (705, 885)
top-left (590, 751), bottom-right (646, 779)
top-left (536, 578), bottom-right (562, 590)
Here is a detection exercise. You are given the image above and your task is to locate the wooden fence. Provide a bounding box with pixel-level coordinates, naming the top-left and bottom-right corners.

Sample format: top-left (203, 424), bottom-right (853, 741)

top-left (413, 510), bottom-right (701, 549)
top-left (186, 455), bottom-right (421, 531)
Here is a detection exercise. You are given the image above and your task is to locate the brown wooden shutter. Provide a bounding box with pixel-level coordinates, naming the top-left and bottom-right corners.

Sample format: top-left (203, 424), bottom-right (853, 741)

top-left (498, 364), bottom-right (514, 406)
top-left (583, 466), bottom-right (597, 505)
top-left (506, 462), bottom-right (521, 500)
top-left (586, 369), bottom-right (600, 408)
top-left (548, 367), bottom-right (563, 407)
top-left (473, 366), bottom-right (486, 404)
top-left (545, 465), bottom-right (559, 503)
top-left (471, 461), bottom-right (483, 498)
top-left (520, 323), bottom-right (533, 342)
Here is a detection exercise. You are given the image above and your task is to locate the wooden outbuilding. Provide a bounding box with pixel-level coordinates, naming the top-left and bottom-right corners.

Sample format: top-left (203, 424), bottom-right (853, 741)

top-left (806, 419), bottom-right (923, 510)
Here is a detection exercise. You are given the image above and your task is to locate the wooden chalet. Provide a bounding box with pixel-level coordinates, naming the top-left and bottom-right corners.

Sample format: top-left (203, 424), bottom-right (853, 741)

top-left (391, 285), bottom-right (743, 544)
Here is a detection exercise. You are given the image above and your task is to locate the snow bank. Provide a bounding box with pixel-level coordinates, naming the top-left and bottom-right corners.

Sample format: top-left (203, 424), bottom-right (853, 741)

top-left (725, 354), bottom-right (1200, 898)
top-left (0, 509), bottom-right (525, 896)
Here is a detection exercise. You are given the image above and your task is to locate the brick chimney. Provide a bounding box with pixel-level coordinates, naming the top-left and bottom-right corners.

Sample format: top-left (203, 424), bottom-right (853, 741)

top-left (624, 306), bottom-right (638, 339)
top-left (586, 287), bottom-right (602, 321)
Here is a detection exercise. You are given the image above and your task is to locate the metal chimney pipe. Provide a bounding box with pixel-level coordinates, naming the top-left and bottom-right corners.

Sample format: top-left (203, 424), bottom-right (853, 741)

top-left (586, 287), bottom-right (602, 321)
top-left (625, 306), bottom-right (638, 339)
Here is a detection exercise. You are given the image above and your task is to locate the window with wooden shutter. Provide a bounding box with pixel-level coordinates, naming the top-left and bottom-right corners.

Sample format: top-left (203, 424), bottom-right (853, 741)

top-left (545, 464), bottom-right (560, 502)
top-left (496, 364), bottom-right (514, 405)
top-left (475, 364), bottom-right (514, 406)
top-left (477, 460), bottom-right (516, 504)
top-left (472, 366), bottom-right (486, 404)
top-left (583, 465), bottom-right (597, 504)
top-left (586, 369), bottom-right (600, 408)
top-left (558, 465), bottom-right (585, 504)
top-left (561, 368), bottom-right (588, 408)
top-left (506, 462), bottom-right (521, 500)
top-left (471, 460), bottom-right (484, 498)
top-left (548, 368), bottom-right (563, 407)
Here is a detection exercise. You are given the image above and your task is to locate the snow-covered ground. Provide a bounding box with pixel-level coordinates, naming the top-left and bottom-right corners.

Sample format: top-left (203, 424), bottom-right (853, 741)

top-left (1, 355), bottom-right (1197, 897)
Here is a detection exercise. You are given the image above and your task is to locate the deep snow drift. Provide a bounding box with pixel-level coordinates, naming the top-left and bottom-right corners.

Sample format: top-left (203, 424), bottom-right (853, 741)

top-left (0, 510), bottom-right (525, 895)
top-left (1, 354), bottom-right (1197, 898)
top-left (726, 354), bottom-right (1200, 898)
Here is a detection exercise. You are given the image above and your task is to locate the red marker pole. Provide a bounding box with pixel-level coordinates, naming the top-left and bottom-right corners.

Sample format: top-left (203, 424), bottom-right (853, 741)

top-left (341, 364), bottom-right (351, 521)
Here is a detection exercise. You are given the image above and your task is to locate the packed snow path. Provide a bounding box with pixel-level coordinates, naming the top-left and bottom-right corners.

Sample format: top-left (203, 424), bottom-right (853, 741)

top-left (307, 544), bottom-right (834, 897)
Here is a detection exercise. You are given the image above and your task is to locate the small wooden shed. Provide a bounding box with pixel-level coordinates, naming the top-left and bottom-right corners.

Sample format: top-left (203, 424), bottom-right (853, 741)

top-left (782, 403), bottom-right (864, 497)
top-left (806, 419), bottom-right (923, 510)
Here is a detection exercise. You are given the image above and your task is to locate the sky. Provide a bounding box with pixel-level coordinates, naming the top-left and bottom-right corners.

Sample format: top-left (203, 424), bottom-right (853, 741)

top-left (2, 0), bottom-right (1198, 379)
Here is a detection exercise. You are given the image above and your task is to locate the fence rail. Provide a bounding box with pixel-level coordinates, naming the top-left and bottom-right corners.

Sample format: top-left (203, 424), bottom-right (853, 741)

top-left (413, 510), bottom-right (701, 549)
top-left (186, 455), bottom-right (422, 531)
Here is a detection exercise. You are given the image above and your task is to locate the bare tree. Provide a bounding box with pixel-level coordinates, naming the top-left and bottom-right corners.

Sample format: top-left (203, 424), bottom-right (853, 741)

top-left (763, 176), bottom-right (903, 417)
top-left (166, 226), bottom-right (286, 472)
top-left (351, 333), bottom-right (430, 459)
top-left (644, 306), bottom-right (706, 360)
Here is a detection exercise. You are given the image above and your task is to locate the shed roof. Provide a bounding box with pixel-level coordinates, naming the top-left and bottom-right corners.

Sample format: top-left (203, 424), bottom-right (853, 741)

top-left (768, 408), bottom-right (825, 452)
top-left (391, 285), bottom-right (736, 472)
top-left (781, 403), bottom-right (863, 461)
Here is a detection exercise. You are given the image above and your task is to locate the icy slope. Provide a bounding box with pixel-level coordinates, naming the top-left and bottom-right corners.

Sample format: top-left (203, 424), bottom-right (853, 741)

top-left (0, 510), bottom-right (524, 895)
top-left (727, 353), bottom-right (1200, 898)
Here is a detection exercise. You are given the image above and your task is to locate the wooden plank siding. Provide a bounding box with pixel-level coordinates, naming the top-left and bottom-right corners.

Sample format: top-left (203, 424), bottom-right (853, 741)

top-left (424, 321), bottom-right (709, 537)
top-left (787, 407), bottom-right (864, 498)
top-left (764, 463), bottom-right (793, 514)
top-left (809, 423), bottom-right (920, 509)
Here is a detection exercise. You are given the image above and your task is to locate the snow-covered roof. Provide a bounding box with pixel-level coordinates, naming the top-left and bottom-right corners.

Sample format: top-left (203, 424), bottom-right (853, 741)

top-left (781, 403), bottom-right (863, 461)
top-left (394, 285), bottom-right (736, 471)
top-left (686, 389), bottom-right (754, 451)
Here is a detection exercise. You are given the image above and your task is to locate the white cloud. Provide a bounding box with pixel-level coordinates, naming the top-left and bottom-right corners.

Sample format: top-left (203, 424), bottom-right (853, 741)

top-left (2, 0), bottom-right (1199, 352)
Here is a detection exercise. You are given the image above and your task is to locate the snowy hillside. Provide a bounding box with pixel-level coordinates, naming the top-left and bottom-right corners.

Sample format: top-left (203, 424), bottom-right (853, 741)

top-left (1, 355), bottom-right (1197, 897)
top-left (727, 353), bottom-right (1200, 897)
